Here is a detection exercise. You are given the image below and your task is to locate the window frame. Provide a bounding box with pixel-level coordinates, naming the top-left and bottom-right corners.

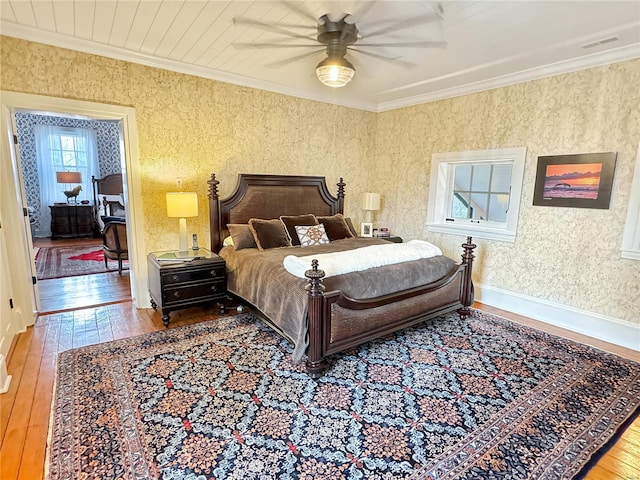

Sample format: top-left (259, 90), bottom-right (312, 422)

top-left (427, 147), bottom-right (526, 242)
top-left (621, 144), bottom-right (640, 260)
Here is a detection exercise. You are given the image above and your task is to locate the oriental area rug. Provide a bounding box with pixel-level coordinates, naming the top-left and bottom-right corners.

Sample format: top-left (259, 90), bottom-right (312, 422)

top-left (35, 246), bottom-right (125, 279)
top-left (47, 310), bottom-right (640, 480)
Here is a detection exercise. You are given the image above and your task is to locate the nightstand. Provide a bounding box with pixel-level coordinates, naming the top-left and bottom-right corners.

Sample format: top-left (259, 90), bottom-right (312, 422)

top-left (147, 249), bottom-right (227, 327)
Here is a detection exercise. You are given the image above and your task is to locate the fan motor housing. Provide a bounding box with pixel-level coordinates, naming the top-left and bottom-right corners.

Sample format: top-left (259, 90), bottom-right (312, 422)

top-left (317, 14), bottom-right (358, 45)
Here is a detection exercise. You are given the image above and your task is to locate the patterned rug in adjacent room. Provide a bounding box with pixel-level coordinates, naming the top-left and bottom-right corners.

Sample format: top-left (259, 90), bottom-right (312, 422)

top-left (47, 310), bottom-right (640, 480)
top-left (35, 246), bottom-right (125, 279)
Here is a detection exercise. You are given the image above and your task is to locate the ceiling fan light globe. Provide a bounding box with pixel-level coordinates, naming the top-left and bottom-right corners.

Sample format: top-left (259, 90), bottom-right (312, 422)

top-left (315, 57), bottom-right (355, 88)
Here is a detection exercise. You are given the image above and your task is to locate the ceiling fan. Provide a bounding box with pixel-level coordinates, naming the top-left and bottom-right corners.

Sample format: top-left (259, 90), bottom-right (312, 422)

top-left (232, 2), bottom-right (447, 88)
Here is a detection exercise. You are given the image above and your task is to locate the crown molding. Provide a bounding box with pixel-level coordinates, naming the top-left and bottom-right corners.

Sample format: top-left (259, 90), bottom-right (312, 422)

top-left (2, 21), bottom-right (638, 113)
top-left (376, 43), bottom-right (640, 112)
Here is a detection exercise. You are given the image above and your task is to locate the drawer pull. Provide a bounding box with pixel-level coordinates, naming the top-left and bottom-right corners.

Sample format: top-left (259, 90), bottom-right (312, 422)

top-left (171, 275), bottom-right (179, 281)
top-left (210, 285), bottom-right (217, 291)
top-left (173, 291), bottom-right (180, 298)
top-left (209, 270), bottom-right (217, 277)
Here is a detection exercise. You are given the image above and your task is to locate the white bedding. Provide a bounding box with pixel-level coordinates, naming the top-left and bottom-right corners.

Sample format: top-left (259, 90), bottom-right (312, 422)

top-left (283, 239), bottom-right (442, 279)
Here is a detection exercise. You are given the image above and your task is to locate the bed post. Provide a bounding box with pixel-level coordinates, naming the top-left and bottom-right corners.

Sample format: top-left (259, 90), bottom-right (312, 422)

top-left (208, 173), bottom-right (221, 252)
top-left (305, 259), bottom-right (326, 378)
top-left (336, 178), bottom-right (345, 214)
top-left (458, 236), bottom-right (476, 319)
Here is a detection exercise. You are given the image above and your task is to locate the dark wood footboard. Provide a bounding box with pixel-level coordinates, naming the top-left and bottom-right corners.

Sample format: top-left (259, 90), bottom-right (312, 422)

top-left (304, 237), bottom-right (476, 378)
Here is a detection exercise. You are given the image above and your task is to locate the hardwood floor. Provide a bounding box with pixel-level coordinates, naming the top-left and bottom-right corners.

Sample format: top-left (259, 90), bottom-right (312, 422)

top-left (34, 237), bottom-right (131, 313)
top-left (0, 301), bottom-right (638, 479)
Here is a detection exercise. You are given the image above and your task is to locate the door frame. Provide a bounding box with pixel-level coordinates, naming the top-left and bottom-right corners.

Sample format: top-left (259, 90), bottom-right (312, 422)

top-left (0, 91), bottom-right (147, 328)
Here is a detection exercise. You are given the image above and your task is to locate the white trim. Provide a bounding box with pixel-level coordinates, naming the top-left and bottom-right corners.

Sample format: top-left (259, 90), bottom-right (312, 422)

top-left (2, 21), bottom-right (638, 114)
top-left (376, 44), bottom-right (640, 112)
top-left (621, 144), bottom-right (640, 260)
top-left (475, 283), bottom-right (640, 352)
top-left (0, 354), bottom-right (11, 394)
top-left (427, 147), bottom-right (526, 242)
top-left (0, 91), bottom-right (149, 309)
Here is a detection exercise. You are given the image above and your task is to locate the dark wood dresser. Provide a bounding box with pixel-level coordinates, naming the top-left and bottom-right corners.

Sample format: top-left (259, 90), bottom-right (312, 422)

top-left (147, 249), bottom-right (227, 326)
top-left (49, 204), bottom-right (95, 239)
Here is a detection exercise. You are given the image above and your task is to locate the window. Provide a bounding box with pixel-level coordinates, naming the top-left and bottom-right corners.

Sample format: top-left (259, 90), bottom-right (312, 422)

top-left (621, 144), bottom-right (640, 260)
top-left (427, 147), bottom-right (526, 242)
top-left (49, 127), bottom-right (92, 180)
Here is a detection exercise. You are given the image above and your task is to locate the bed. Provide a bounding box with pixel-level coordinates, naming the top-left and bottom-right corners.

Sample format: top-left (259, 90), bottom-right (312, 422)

top-left (91, 173), bottom-right (125, 232)
top-left (208, 173), bottom-right (476, 377)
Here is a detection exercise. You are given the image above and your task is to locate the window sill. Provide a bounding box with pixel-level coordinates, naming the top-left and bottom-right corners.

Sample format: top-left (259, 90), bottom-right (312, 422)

top-left (427, 223), bottom-right (516, 243)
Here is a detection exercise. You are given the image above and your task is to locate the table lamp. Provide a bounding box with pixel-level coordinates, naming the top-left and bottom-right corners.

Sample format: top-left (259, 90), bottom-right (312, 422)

top-left (56, 171), bottom-right (82, 203)
top-left (166, 192), bottom-right (198, 255)
top-left (361, 192), bottom-right (380, 223)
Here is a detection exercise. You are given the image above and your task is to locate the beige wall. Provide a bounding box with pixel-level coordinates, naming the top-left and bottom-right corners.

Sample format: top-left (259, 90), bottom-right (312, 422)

top-left (1, 36), bottom-right (638, 324)
top-left (0, 36), bottom-right (376, 255)
top-left (372, 60), bottom-right (640, 323)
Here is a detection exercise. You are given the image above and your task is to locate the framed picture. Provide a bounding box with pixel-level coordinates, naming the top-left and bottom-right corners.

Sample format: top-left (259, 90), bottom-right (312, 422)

top-left (361, 222), bottom-right (373, 237)
top-left (533, 152), bottom-right (617, 209)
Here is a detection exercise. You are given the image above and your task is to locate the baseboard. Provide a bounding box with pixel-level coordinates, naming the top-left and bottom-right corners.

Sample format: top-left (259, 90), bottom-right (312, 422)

top-left (0, 354), bottom-right (12, 394)
top-left (475, 283), bottom-right (640, 352)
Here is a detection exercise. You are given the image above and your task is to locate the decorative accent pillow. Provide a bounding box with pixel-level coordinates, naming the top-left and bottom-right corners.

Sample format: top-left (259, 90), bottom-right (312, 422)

top-left (248, 218), bottom-right (291, 250)
top-left (222, 236), bottom-right (234, 247)
top-left (280, 214), bottom-right (318, 246)
top-left (316, 213), bottom-right (355, 241)
top-left (227, 224), bottom-right (257, 250)
top-left (295, 224), bottom-right (330, 247)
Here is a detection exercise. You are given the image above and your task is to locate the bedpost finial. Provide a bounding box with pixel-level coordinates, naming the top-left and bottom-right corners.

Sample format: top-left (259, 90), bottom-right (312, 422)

top-left (337, 178), bottom-right (345, 198)
top-left (461, 236), bottom-right (476, 262)
top-left (207, 173), bottom-right (219, 199)
top-left (305, 259), bottom-right (326, 296)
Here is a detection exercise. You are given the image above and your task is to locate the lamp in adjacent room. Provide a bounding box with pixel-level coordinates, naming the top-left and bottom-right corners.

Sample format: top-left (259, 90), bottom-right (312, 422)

top-left (56, 171), bottom-right (82, 203)
top-left (166, 192), bottom-right (198, 256)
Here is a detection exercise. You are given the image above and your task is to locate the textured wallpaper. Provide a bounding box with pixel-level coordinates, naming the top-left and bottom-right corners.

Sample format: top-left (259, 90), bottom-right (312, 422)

top-left (1, 36), bottom-right (638, 324)
top-left (371, 62), bottom-right (640, 324)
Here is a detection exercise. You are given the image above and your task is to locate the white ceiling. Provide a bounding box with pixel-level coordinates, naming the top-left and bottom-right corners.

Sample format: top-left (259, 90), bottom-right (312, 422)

top-left (1, 1), bottom-right (639, 112)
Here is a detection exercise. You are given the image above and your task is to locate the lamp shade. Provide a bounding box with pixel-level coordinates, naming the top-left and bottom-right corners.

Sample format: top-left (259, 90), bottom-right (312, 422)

top-left (316, 56), bottom-right (355, 88)
top-left (166, 192), bottom-right (198, 218)
top-left (56, 171), bottom-right (82, 183)
top-left (361, 192), bottom-right (381, 211)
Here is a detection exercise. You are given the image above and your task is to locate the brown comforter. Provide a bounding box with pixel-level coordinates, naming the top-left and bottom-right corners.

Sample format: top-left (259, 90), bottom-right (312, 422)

top-left (219, 237), bottom-right (457, 362)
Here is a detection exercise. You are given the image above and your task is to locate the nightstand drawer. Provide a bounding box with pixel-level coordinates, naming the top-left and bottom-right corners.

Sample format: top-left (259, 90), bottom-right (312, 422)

top-left (163, 279), bottom-right (226, 305)
top-left (161, 264), bottom-right (225, 285)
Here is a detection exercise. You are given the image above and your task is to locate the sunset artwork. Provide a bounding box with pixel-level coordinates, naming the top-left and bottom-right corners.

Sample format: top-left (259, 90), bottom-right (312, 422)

top-left (543, 163), bottom-right (602, 199)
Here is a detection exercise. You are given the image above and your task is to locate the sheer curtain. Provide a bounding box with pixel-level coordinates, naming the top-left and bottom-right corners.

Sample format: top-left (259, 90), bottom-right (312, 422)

top-left (34, 125), bottom-right (100, 237)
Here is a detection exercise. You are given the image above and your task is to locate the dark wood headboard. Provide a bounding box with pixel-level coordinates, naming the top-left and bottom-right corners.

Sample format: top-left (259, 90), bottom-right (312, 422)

top-left (208, 173), bottom-right (345, 252)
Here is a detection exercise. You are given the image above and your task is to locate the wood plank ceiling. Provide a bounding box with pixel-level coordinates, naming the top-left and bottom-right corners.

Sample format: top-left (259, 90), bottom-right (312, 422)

top-left (1, 1), bottom-right (639, 111)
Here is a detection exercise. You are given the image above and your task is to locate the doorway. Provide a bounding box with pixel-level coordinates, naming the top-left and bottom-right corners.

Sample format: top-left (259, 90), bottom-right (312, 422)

top-left (15, 111), bottom-right (132, 313)
top-left (0, 91), bottom-right (147, 336)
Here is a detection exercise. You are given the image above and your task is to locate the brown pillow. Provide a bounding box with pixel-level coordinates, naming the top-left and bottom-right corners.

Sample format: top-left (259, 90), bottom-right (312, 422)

top-left (227, 224), bottom-right (257, 250)
top-left (248, 218), bottom-right (291, 250)
top-left (280, 214), bottom-right (318, 246)
top-left (316, 214), bottom-right (355, 241)
top-left (344, 217), bottom-right (358, 238)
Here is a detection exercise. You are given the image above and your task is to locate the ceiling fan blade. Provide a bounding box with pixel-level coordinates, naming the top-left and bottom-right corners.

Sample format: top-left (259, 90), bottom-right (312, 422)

top-left (232, 42), bottom-right (319, 50)
top-left (265, 49), bottom-right (325, 69)
top-left (280, 1), bottom-right (319, 24)
top-left (355, 41), bottom-right (447, 48)
top-left (232, 17), bottom-right (315, 41)
top-left (348, 48), bottom-right (416, 69)
top-left (363, 13), bottom-right (442, 40)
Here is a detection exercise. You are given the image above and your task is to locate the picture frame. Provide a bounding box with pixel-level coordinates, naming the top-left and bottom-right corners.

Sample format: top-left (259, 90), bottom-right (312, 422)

top-left (533, 152), bottom-right (617, 209)
top-left (361, 222), bottom-right (373, 237)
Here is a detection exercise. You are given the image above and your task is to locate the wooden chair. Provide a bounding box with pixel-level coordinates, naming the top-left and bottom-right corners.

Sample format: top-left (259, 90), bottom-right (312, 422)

top-left (102, 221), bottom-right (128, 275)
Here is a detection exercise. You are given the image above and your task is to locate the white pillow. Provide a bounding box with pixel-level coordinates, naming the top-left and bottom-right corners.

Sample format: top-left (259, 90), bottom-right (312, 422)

top-left (296, 224), bottom-right (330, 247)
top-left (222, 236), bottom-right (234, 247)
